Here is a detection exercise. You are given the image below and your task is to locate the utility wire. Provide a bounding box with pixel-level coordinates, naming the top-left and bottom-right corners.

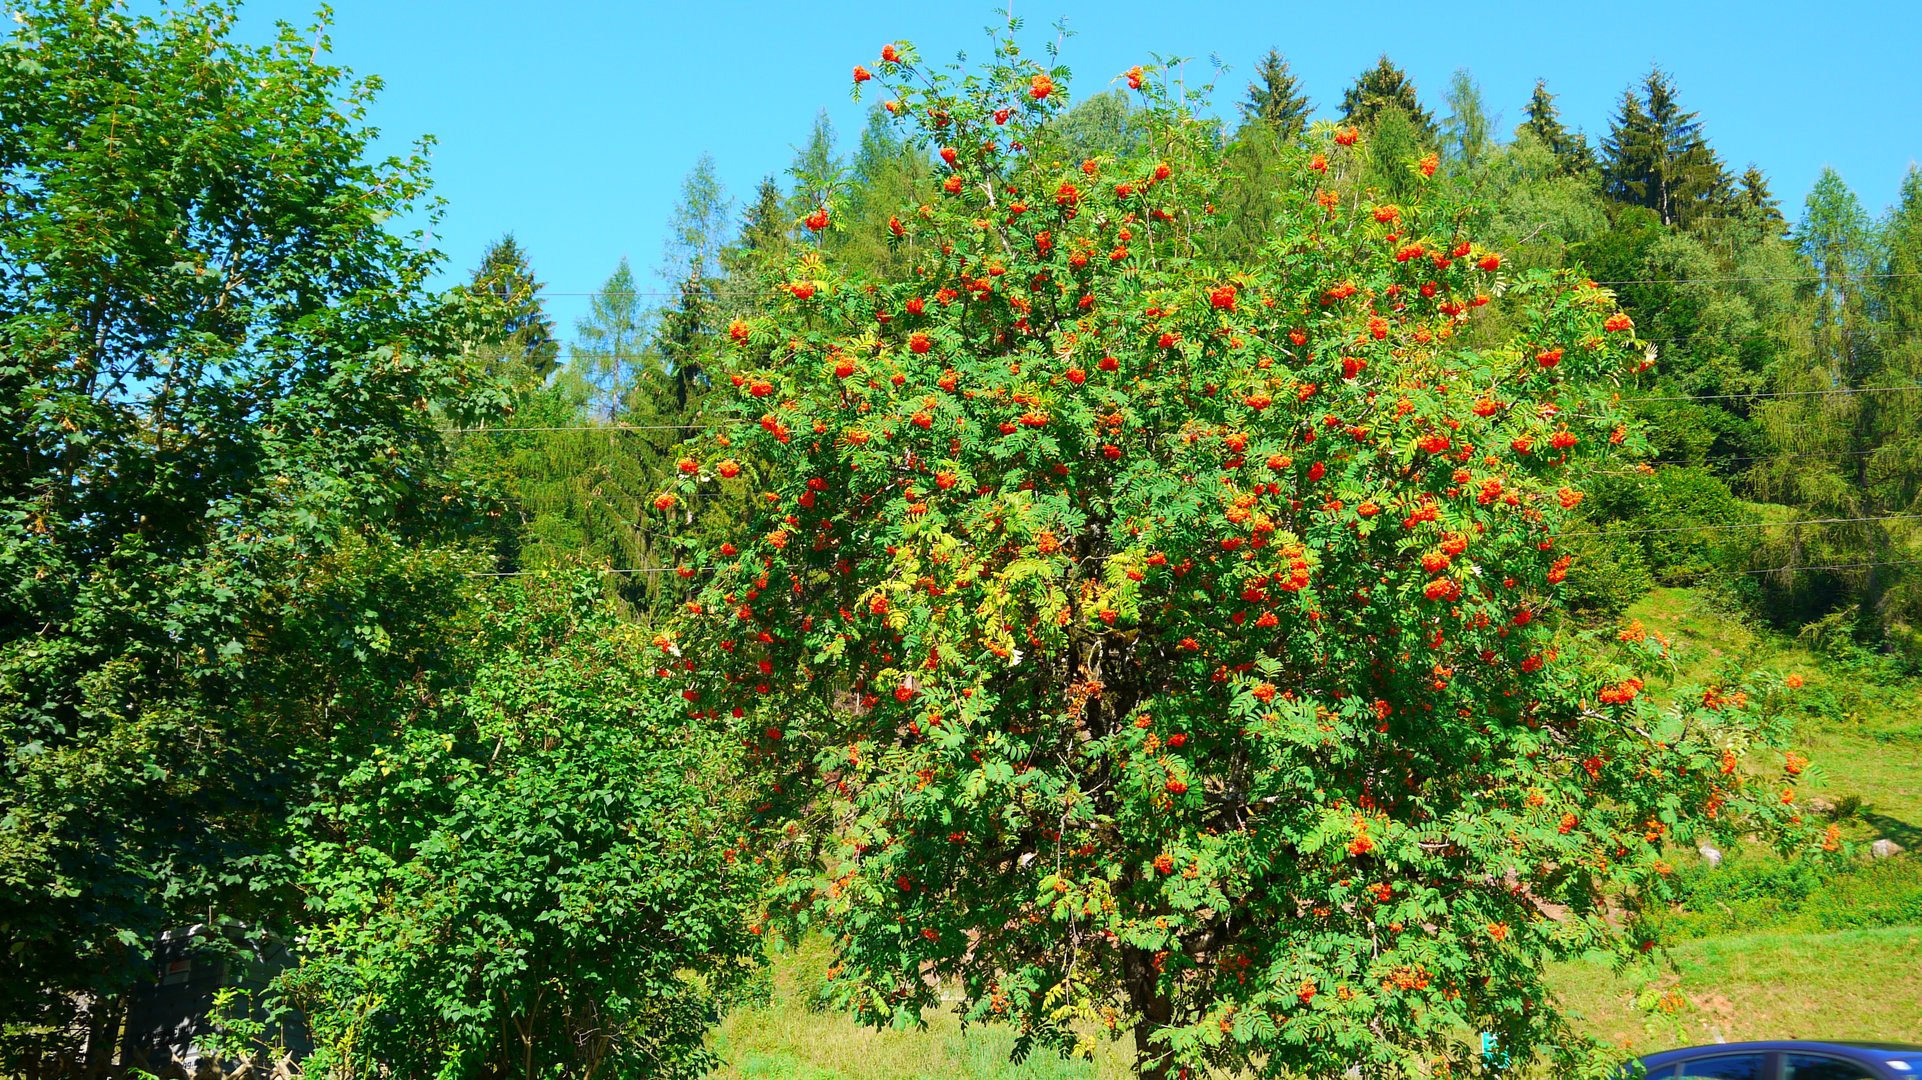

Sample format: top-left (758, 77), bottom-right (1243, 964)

top-left (1591, 271), bottom-right (1922, 287)
top-left (1734, 557), bottom-right (1922, 576)
top-left (1628, 383), bottom-right (1919, 403)
top-left (465, 565), bottom-right (708, 577)
top-left (468, 556), bottom-right (1922, 580)
top-left (525, 272), bottom-right (1922, 296)
top-left (440, 381), bottom-right (1922, 433)
top-left (1564, 513), bottom-right (1922, 538)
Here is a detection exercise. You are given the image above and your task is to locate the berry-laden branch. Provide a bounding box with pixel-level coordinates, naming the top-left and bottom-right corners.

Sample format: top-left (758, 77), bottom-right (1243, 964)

top-left (660, 24), bottom-right (1818, 1080)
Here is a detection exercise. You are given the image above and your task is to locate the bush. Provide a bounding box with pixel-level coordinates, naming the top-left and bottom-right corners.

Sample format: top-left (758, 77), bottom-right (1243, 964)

top-left (1658, 853), bottom-right (1922, 941)
top-left (1562, 526), bottom-right (1657, 615)
top-left (282, 575), bottom-right (765, 1079)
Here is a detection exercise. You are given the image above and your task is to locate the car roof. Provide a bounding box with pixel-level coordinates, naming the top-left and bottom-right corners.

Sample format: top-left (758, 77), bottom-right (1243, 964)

top-left (1642, 1041), bottom-right (1922, 1066)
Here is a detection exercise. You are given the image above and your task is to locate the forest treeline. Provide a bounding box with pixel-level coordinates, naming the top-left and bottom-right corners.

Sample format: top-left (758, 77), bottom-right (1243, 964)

top-left (484, 49), bottom-right (1922, 654)
top-left (2, 2), bottom-right (1918, 1075)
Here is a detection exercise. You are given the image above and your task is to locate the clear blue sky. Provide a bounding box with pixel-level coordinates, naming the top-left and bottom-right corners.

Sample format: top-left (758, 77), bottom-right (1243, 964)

top-left (242, 0), bottom-right (1922, 327)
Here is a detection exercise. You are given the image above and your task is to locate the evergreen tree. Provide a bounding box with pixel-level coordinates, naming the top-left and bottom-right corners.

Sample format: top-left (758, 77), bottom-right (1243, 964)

top-left (652, 273), bottom-right (714, 417)
top-left (468, 234), bottom-right (560, 383)
top-left (1881, 166), bottom-right (1922, 339)
top-left (1441, 69), bottom-right (1496, 172)
top-left (653, 157), bottom-right (732, 415)
top-left (1339, 54), bottom-right (1436, 143)
top-left (1601, 68), bottom-right (1731, 229)
top-left (1518, 79), bottom-right (1594, 176)
top-left (1738, 165), bottom-right (1788, 234)
top-left (1364, 104), bottom-right (1428, 197)
top-left (739, 176), bottom-right (789, 256)
top-left (718, 176), bottom-right (790, 317)
top-left (1239, 48), bottom-right (1312, 140)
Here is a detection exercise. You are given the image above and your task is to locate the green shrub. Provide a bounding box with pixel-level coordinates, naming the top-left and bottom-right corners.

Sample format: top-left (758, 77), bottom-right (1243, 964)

top-left (281, 575), bottom-right (765, 1079)
top-left (1656, 852), bottom-right (1922, 941)
top-left (1562, 527), bottom-right (1657, 615)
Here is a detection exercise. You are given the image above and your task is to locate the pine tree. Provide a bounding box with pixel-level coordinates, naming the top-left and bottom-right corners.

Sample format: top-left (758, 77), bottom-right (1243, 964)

top-left (1339, 55), bottom-right (1436, 143)
top-left (1240, 48), bottom-right (1312, 140)
top-left (468, 234), bottom-right (559, 383)
top-left (1441, 69), bottom-right (1495, 172)
top-left (1601, 68), bottom-right (1731, 229)
top-left (1518, 80), bottom-right (1594, 176)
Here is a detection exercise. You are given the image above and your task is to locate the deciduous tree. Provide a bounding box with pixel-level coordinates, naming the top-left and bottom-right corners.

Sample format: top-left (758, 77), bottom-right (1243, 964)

top-left (668, 33), bottom-right (1811, 1080)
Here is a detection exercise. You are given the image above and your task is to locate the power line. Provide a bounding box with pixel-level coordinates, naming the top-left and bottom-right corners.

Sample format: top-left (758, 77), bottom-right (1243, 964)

top-left (1631, 383), bottom-right (1919, 403)
top-left (1735, 557), bottom-right (1922, 576)
top-left (445, 422), bottom-right (730, 433)
top-left (464, 556), bottom-right (1922, 581)
top-left (440, 380), bottom-right (1922, 434)
top-left (1564, 512), bottom-right (1922, 539)
top-left (524, 272), bottom-right (1922, 296)
top-left (1595, 447), bottom-right (1908, 472)
top-left (465, 565), bottom-right (707, 578)
top-left (1592, 271), bottom-right (1922, 287)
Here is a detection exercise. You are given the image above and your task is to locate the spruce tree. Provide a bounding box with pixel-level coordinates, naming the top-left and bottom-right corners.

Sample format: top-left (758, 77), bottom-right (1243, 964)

top-left (1519, 79), bottom-right (1594, 176)
top-left (1738, 165), bottom-right (1788, 234)
top-left (1601, 68), bottom-right (1731, 229)
top-left (468, 234), bottom-right (560, 383)
top-left (740, 176), bottom-right (789, 258)
top-left (1240, 48), bottom-right (1312, 140)
top-left (1339, 55), bottom-right (1437, 143)
top-left (718, 176), bottom-right (791, 318)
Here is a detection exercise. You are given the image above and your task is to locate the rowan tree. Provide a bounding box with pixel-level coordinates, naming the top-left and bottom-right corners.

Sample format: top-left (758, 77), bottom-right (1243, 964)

top-left (665, 30), bottom-right (1815, 1080)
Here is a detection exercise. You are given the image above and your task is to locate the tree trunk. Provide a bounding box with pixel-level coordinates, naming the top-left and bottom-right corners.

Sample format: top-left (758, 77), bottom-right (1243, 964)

top-left (1122, 946), bottom-right (1175, 1080)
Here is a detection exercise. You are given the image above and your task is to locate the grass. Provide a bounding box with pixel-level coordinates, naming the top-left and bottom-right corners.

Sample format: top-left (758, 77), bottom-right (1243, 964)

top-left (1622, 587), bottom-right (1922, 842)
top-left (710, 938), bottom-right (1134, 1080)
top-left (707, 589), bottom-right (1922, 1076)
top-left (1551, 926), bottom-right (1922, 1051)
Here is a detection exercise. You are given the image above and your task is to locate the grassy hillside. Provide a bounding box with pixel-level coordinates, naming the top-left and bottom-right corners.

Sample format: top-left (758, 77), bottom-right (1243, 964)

top-left (709, 589), bottom-right (1922, 1077)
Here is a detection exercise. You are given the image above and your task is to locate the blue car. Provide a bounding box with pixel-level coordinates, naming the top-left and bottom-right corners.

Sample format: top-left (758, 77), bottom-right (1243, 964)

top-left (1636, 1041), bottom-right (1922, 1079)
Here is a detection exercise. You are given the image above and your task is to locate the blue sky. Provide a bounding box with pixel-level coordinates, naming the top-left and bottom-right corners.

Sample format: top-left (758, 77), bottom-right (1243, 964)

top-left (240, 0), bottom-right (1922, 327)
